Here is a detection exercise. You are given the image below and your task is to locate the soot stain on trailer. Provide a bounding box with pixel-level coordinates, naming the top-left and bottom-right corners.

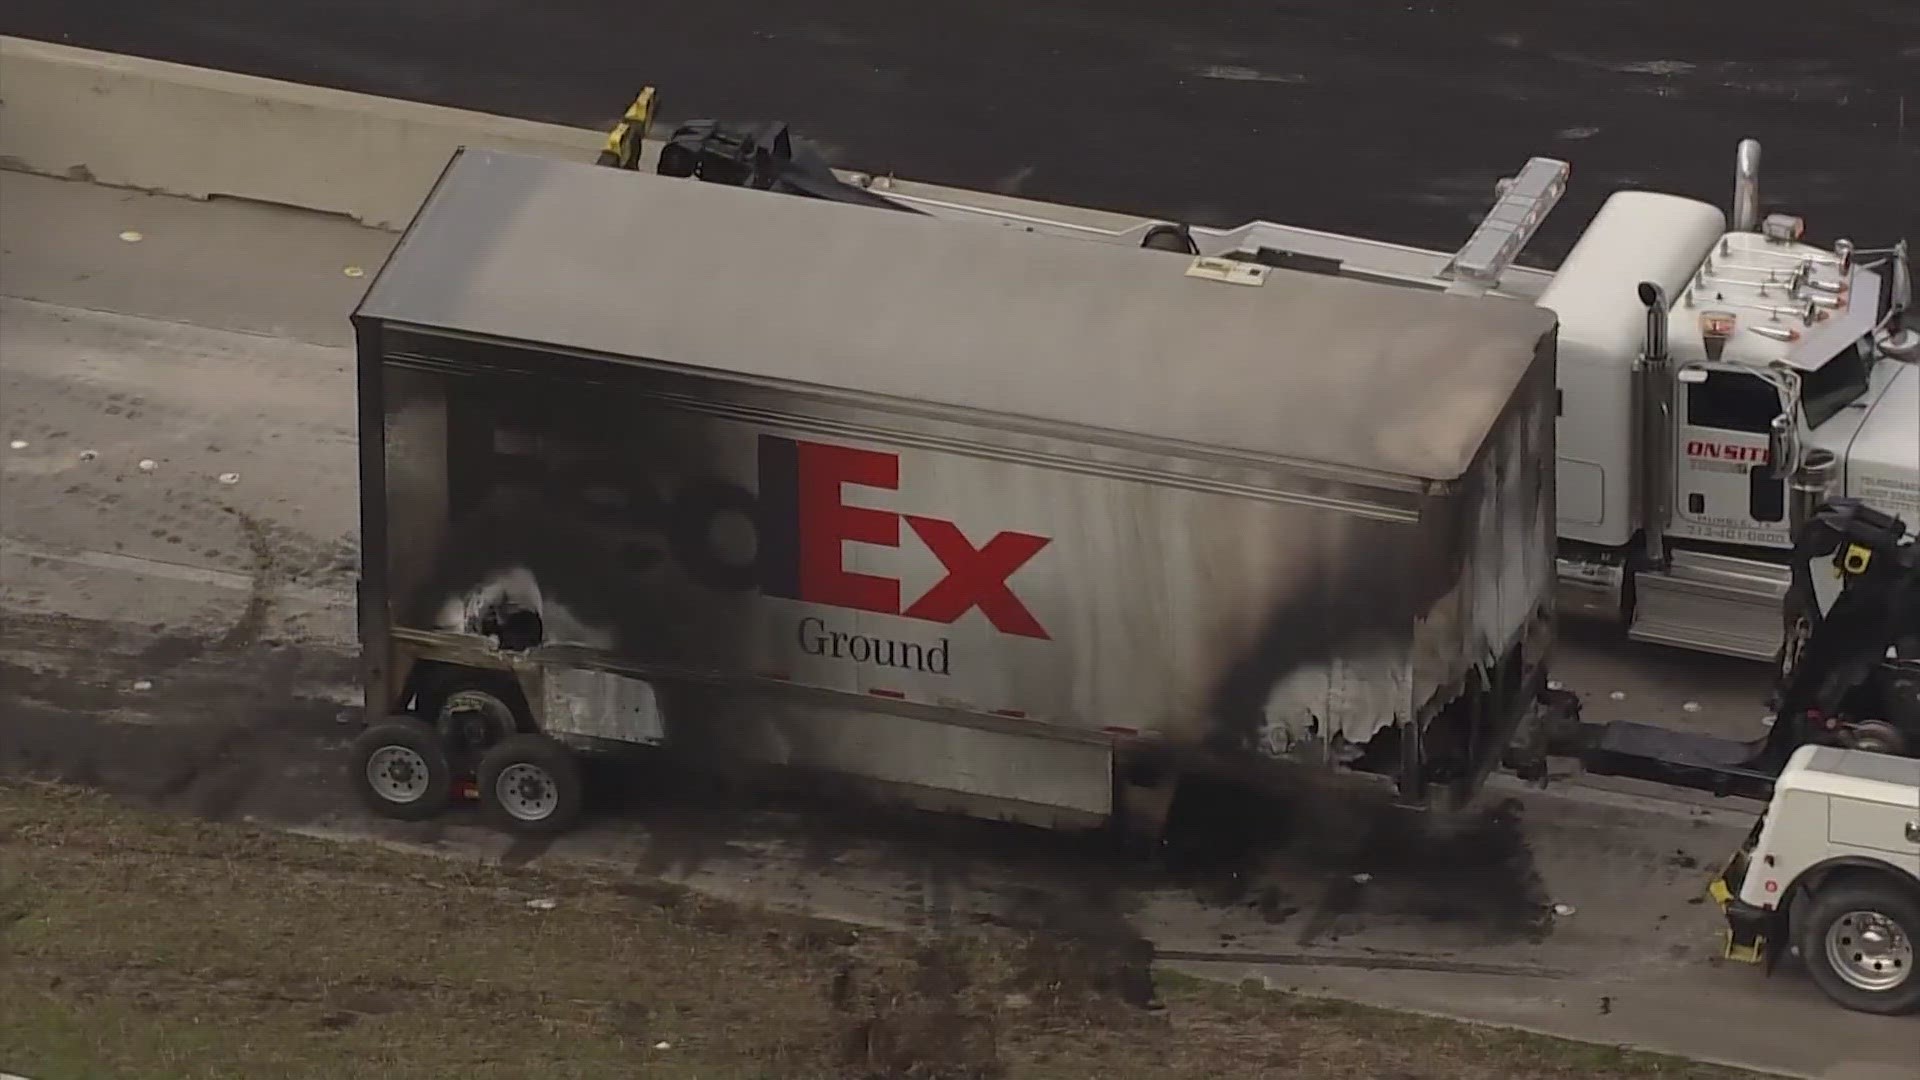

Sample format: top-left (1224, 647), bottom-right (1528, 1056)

top-left (399, 364), bottom-right (746, 661)
top-left (1211, 379), bottom-right (1552, 774)
top-left (412, 380), bottom-right (1468, 755)
top-left (394, 332), bottom-right (1549, 809)
top-left (1205, 512), bottom-right (1443, 755)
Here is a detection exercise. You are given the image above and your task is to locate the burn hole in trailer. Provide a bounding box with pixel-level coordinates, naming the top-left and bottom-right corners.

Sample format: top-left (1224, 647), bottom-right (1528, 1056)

top-left (1352, 640), bottom-right (1531, 792)
top-left (410, 354), bottom-right (762, 655)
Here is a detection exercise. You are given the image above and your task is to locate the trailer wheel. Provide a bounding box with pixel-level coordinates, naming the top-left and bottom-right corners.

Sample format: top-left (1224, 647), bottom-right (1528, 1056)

top-left (1796, 879), bottom-right (1920, 1015)
top-left (477, 734), bottom-right (585, 836)
top-left (350, 718), bottom-right (454, 821)
top-left (418, 674), bottom-right (524, 766)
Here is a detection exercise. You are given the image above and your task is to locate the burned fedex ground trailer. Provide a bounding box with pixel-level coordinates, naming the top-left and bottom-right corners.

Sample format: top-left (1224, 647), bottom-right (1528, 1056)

top-left (346, 148), bottom-right (1560, 837)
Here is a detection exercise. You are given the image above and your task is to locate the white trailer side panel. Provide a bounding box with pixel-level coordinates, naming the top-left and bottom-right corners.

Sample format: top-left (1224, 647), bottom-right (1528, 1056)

top-left (393, 366), bottom-right (1441, 758)
top-left (354, 146), bottom-right (1561, 814)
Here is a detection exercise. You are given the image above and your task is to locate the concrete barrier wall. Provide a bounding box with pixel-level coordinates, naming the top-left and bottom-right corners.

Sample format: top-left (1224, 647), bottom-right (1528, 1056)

top-left (0, 36), bottom-right (606, 230)
top-left (0, 35), bottom-right (1144, 236)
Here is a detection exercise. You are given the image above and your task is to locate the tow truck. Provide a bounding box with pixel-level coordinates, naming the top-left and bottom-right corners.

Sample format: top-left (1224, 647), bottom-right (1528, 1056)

top-left (1709, 743), bottom-right (1920, 1015)
top-left (597, 89), bottom-right (1918, 670)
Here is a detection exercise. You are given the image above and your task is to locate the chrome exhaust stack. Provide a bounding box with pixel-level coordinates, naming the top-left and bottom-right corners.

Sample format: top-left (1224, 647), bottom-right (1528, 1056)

top-left (1642, 281), bottom-right (1670, 360)
top-left (1636, 281), bottom-right (1675, 567)
top-left (1733, 139), bottom-right (1762, 233)
top-left (1789, 448), bottom-right (1840, 537)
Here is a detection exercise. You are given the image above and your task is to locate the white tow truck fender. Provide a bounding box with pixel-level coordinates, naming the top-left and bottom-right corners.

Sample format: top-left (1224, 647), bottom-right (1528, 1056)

top-left (1710, 744), bottom-right (1920, 1014)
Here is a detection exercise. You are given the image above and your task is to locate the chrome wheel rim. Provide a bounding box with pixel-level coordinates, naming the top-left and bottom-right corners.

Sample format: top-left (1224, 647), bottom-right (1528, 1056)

top-left (496, 762), bottom-right (559, 822)
top-left (366, 745), bottom-right (431, 804)
top-left (1824, 910), bottom-right (1912, 993)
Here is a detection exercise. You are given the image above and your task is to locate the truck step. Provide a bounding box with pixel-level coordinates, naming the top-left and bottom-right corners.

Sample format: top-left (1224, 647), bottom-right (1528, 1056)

top-left (1628, 551), bottom-right (1790, 662)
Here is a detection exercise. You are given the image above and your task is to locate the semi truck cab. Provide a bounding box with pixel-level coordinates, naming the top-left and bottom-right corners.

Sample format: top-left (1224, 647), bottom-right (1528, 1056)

top-left (1607, 220), bottom-right (1917, 661)
top-left (1525, 135), bottom-right (1915, 660)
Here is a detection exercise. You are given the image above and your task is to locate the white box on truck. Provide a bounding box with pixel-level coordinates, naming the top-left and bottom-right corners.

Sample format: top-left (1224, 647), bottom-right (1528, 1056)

top-left (349, 148), bottom-right (1560, 834)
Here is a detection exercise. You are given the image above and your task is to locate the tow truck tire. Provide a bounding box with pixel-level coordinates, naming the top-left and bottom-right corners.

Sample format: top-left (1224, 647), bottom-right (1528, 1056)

top-left (1796, 879), bottom-right (1920, 1015)
top-left (477, 734), bottom-right (585, 836)
top-left (350, 718), bottom-right (454, 821)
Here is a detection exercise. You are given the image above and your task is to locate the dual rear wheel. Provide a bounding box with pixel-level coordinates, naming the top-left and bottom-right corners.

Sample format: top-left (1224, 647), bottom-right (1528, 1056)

top-left (349, 713), bottom-right (584, 836)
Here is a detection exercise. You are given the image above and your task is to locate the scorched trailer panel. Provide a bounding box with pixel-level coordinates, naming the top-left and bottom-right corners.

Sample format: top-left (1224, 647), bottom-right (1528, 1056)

top-left (350, 148), bottom-right (1560, 826)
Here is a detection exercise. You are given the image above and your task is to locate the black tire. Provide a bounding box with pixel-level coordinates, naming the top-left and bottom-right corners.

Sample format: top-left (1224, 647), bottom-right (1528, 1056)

top-left (1795, 878), bottom-right (1920, 1015)
top-left (416, 673), bottom-right (525, 771)
top-left (476, 734), bottom-right (585, 836)
top-left (349, 718), bottom-right (454, 821)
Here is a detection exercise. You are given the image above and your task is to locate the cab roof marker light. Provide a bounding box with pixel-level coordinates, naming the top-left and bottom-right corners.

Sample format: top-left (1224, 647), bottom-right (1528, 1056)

top-left (1761, 214), bottom-right (1805, 242)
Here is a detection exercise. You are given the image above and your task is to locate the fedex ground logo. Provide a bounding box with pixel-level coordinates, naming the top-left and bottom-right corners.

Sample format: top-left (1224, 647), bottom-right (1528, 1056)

top-left (756, 436), bottom-right (1052, 640)
top-left (600, 433), bottom-right (1053, 641)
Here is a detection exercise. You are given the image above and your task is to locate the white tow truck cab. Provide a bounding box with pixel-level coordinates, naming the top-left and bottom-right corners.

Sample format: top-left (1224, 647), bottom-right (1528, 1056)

top-left (1711, 744), bottom-right (1920, 1014)
top-left (804, 130), bottom-right (1919, 664)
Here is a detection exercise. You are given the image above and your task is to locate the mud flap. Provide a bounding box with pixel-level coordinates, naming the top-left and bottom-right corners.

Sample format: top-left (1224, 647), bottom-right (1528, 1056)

top-left (1708, 863), bottom-right (1781, 970)
top-left (1707, 875), bottom-right (1767, 964)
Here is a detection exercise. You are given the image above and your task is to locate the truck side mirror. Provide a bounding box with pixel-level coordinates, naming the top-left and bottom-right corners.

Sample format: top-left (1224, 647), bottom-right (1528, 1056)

top-left (1768, 414), bottom-right (1798, 480)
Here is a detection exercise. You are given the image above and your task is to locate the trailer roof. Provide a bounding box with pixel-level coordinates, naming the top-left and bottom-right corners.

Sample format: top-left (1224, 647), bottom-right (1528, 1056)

top-left (355, 149), bottom-right (1557, 482)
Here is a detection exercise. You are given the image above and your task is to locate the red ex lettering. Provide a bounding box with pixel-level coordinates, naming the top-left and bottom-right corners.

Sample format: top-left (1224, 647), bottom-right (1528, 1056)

top-left (902, 517), bottom-right (1051, 639)
top-left (761, 436), bottom-right (1051, 639)
top-left (795, 441), bottom-right (900, 615)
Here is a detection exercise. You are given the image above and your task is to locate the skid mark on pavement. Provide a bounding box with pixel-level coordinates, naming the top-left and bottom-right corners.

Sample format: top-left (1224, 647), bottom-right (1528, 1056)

top-left (0, 535), bottom-right (353, 613)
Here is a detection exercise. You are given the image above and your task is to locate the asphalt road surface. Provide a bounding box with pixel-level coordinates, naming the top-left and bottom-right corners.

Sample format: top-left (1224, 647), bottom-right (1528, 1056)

top-left (4, 167), bottom-right (1919, 1080)
top-left (6, 2), bottom-right (1917, 264)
